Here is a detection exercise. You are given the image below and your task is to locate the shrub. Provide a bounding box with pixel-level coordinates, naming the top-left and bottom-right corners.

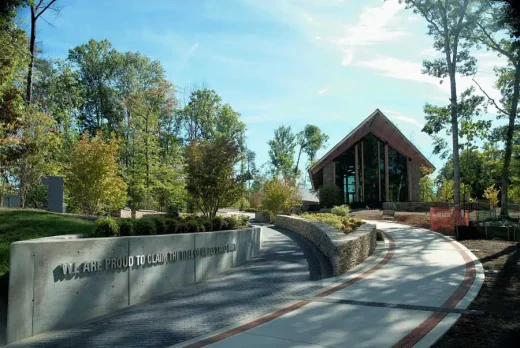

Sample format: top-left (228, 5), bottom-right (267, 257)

top-left (92, 217), bottom-right (120, 237)
top-left (262, 179), bottom-right (301, 215)
top-left (223, 216), bottom-right (238, 230)
top-left (300, 212), bottom-right (364, 234)
top-left (144, 216), bottom-right (166, 235)
top-left (118, 219), bottom-right (134, 236)
top-left (237, 214), bottom-right (250, 227)
top-left (166, 204), bottom-right (180, 218)
top-left (200, 218), bottom-right (212, 232)
top-left (185, 220), bottom-right (199, 233)
top-left (177, 222), bottom-right (186, 234)
top-left (331, 205), bottom-right (350, 217)
top-left (133, 218), bottom-right (157, 235)
top-left (165, 218), bottom-right (178, 234)
top-left (244, 208), bottom-right (258, 213)
top-left (318, 185), bottom-right (343, 208)
top-left (211, 217), bottom-right (223, 231)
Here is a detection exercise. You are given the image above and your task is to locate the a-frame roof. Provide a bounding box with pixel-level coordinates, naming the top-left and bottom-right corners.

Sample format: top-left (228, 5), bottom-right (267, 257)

top-left (308, 109), bottom-right (435, 188)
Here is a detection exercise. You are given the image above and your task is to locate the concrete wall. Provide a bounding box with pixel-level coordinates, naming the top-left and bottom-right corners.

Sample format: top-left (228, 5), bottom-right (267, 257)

top-left (2, 195), bottom-right (20, 208)
top-left (275, 215), bottom-right (376, 276)
top-left (254, 211), bottom-right (270, 223)
top-left (41, 176), bottom-right (64, 213)
top-left (7, 227), bottom-right (262, 344)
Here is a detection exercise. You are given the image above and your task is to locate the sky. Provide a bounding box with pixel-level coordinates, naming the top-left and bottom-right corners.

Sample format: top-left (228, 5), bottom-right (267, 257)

top-left (23, 0), bottom-right (510, 177)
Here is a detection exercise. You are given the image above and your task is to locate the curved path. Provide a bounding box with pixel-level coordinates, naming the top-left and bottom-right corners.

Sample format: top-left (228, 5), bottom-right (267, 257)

top-left (11, 222), bottom-right (483, 348)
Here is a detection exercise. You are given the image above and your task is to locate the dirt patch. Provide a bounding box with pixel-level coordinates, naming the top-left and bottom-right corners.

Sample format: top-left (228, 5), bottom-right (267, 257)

top-left (434, 239), bottom-right (520, 347)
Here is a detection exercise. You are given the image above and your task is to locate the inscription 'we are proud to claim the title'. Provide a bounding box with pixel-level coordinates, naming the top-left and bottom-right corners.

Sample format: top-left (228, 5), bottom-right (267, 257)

top-left (61, 243), bottom-right (237, 275)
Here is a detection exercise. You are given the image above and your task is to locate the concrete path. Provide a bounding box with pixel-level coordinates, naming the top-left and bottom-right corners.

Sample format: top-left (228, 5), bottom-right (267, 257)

top-left (173, 221), bottom-right (484, 348)
top-left (11, 221), bottom-right (483, 348)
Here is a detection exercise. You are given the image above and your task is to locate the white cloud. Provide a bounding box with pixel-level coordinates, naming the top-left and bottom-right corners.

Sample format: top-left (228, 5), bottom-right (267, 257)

top-left (382, 109), bottom-right (425, 129)
top-left (329, 0), bottom-right (407, 65)
top-left (318, 87), bottom-right (330, 95)
top-left (356, 56), bottom-right (438, 84)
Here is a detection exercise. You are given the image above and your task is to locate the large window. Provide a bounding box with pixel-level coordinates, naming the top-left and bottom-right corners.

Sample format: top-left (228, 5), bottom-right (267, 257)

top-left (388, 146), bottom-right (408, 202)
top-left (333, 133), bottom-right (408, 205)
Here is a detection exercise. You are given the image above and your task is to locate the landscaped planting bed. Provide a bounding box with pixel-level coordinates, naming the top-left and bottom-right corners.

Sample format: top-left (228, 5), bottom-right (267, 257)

top-left (299, 212), bottom-right (364, 234)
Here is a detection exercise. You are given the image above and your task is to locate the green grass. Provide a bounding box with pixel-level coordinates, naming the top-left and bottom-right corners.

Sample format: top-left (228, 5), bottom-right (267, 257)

top-left (0, 209), bottom-right (94, 278)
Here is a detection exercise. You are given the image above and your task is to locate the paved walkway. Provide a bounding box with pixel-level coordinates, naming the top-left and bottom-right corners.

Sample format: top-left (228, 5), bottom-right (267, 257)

top-left (12, 221), bottom-right (484, 348)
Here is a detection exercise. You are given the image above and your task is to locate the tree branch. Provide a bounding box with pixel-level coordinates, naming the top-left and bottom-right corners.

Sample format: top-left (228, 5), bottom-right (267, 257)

top-left (472, 78), bottom-right (509, 115)
top-left (475, 21), bottom-right (516, 64)
top-left (35, 0), bottom-right (58, 20)
top-left (409, 0), bottom-right (445, 37)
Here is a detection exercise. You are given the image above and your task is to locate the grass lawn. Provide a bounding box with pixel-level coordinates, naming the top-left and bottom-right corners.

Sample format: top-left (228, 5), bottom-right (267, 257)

top-left (0, 209), bottom-right (94, 278)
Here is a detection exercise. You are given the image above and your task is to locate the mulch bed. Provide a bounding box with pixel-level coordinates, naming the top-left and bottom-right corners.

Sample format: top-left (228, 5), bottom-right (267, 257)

top-left (434, 239), bottom-right (520, 347)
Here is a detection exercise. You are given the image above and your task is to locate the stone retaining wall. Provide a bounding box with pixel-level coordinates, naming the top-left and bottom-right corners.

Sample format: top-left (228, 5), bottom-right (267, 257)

top-left (7, 227), bottom-right (262, 344)
top-left (275, 215), bottom-right (376, 276)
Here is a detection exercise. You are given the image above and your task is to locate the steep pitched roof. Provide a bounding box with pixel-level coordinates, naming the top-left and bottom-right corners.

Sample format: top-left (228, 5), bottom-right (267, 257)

top-left (308, 109), bottom-right (435, 188)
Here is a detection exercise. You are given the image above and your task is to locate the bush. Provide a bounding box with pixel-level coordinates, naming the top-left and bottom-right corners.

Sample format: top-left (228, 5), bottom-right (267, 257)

top-left (244, 208), bottom-right (258, 213)
top-left (118, 219), bottom-right (134, 236)
top-left (223, 216), bottom-right (238, 230)
top-left (165, 218), bottom-right (179, 234)
top-left (166, 204), bottom-right (180, 218)
top-left (262, 179), bottom-right (301, 215)
top-left (92, 217), bottom-right (120, 237)
top-left (185, 220), bottom-right (199, 233)
top-left (211, 216), bottom-right (223, 231)
top-left (200, 218), bottom-right (212, 232)
top-left (318, 185), bottom-right (343, 208)
top-left (133, 218), bottom-right (157, 235)
top-left (300, 212), bottom-right (364, 234)
top-left (177, 222), bottom-right (186, 234)
top-left (144, 216), bottom-right (166, 235)
top-left (237, 214), bottom-right (250, 227)
top-left (331, 204), bottom-right (350, 217)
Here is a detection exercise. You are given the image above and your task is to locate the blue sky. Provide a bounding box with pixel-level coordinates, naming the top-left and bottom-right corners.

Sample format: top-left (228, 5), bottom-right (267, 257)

top-left (24, 0), bottom-right (508, 178)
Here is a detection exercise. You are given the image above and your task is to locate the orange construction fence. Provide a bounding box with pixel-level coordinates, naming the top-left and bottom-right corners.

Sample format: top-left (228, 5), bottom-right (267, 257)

top-left (430, 207), bottom-right (469, 234)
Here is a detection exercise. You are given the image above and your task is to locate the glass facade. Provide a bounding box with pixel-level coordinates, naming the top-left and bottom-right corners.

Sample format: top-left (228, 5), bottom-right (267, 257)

top-left (334, 132), bottom-right (409, 206)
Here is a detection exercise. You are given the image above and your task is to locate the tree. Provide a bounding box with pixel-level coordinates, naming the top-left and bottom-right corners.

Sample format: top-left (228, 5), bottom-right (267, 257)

top-left (262, 178), bottom-right (301, 215)
top-left (419, 166), bottom-right (436, 202)
top-left (11, 108), bottom-right (60, 207)
top-left (294, 124), bottom-right (329, 175)
top-left (268, 125), bottom-right (296, 182)
top-left (400, 0), bottom-right (487, 211)
top-left (185, 138), bottom-right (242, 218)
top-left (470, 1), bottom-right (520, 216)
top-left (65, 132), bottom-right (127, 215)
top-left (27, 0), bottom-right (60, 104)
top-left (68, 39), bottom-right (121, 134)
top-left (483, 184), bottom-right (500, 207)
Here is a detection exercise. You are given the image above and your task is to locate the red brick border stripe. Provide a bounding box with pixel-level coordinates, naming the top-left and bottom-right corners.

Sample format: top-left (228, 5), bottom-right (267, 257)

top-left (391, 236), bottom-right (477, 348)
top-left (184, 232), bottom-right (396, 348)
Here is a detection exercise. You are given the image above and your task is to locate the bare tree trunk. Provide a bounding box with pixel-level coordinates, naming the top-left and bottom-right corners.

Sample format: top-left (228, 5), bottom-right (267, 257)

top-left (26, 6), bottom-right (36, 104)
top-left (294, 145), bottom-right (303, 175)
top-left (500, 66), bottom-right (520, 217)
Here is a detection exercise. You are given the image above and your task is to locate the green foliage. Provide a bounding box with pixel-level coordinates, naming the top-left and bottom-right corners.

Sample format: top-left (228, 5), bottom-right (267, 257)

top-left (0, 210), bottom-right (94, 277)
top-left (331, 205), bottom-right (350, 217)
top-left (185, 138), bottom-right (242, 218)
top-left (91, 217), bottom-right (120, 238)
top-left (268, 126), bottom-right (296, 180)
top-left (211, 217), bottom-right (223, 231)
top-left (166, 204), bottom-right (180, 217)
top-left (144, 216), bottom-right (166, 235)
top-left (165, 218), bottom-right (178, 234)
top-left (262, 179), bottom-right (301, 214)
top-left (133, 218), bottom-right (157, 235)
top-left (318, 185), bottom-right (343, 208)
top-left (300, 213), bottom-right (364, 234)
top-left (223, 216), bottom-right (238, 230)
top-left (65, 132), bottom-right (127, 215)
top-left (184, 220), bottom-right (199, 233)
top-left (117, 219), bottom-right (134, 237)
top-left (295, 125), bottom-right (329, 175)
top-left (483, 185), bottom-right (500, 206)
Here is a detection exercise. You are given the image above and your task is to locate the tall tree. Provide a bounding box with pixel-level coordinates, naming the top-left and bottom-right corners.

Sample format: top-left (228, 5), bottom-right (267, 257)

top-left (294, 124), bottom-right (329, 175)
top-left (27, 0), bottom-right (60, 104)
top-left (470, 1), bottom-right (520, 216)
top-left (400, 0), bottom-right (487, 211)
top-left (68, 39), bottom-right (121, 134)
top-left (268, 125), bottom-right (296, 182)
